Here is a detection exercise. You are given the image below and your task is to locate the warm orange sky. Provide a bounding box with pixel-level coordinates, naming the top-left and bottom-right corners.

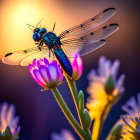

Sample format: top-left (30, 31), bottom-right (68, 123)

top-left (0, 0), bottom-right (138, 60)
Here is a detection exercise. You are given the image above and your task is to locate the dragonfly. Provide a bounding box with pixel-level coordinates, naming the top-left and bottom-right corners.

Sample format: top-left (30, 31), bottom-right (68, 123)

top-left (2, 8), bottom-right (119, 77)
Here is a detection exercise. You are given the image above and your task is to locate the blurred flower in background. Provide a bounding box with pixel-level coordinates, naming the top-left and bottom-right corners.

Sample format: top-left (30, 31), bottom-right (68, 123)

top-left (69, 53), bottom-right (83, 81)
top-left (121, 93), bottom-right (140, 140)
top-left (86, 56), bottom-right (125, 120)
top-left (51, 130), bottom-right (75, 140)
top-left (0, 102), bottom-right (20, 140)
top-left (29, 58), bottom-right (63, 90)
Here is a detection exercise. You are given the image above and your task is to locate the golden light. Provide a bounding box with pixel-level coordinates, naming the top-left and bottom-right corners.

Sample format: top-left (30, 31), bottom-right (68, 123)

top-left (0, 0), bottom-right (57, 60)
top-left (0, 0), bottom-right (137, 61)
top-left (0, 0), bottom-right (106, 60)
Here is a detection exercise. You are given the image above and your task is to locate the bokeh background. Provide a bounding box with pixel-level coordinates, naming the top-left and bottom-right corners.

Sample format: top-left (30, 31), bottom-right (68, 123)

top-left (0, 0), bottom-right (140, 140)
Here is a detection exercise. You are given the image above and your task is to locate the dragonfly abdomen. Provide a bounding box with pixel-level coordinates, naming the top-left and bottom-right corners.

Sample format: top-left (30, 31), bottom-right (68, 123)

top-left (54, 46), bottom-right (72, 77)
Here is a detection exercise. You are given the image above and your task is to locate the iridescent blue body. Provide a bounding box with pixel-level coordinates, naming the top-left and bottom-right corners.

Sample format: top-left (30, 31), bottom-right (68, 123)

top-left (33, 28), bottom-right (73, 77)
top-left (54, 45), bottom-right (73, 77)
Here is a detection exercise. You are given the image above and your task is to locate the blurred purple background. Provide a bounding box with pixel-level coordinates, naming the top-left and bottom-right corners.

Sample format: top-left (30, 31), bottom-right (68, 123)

top-left (0, 0), bottom-right (140, 140)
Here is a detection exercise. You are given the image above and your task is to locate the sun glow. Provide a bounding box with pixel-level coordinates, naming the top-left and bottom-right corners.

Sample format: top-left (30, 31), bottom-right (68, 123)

top-left (0, 0), bottom-right (56, 60)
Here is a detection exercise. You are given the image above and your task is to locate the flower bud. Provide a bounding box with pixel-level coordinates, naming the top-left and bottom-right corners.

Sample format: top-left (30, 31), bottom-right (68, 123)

top-left (83, 109), bottom-right (92, 128)
top-left (69, 53), bottom-right (83, 80)
top-left (29, 58), bottom-right (63, 90)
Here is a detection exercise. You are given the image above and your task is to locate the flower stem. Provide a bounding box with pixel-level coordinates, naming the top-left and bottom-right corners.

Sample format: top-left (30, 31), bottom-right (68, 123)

top-left (92, 102), bottom-right (112, 140)
top-left (65, 74), bottom-right (91, 140)
top-left (65, 74), bottom-right (85, 129)
top-left (51, 87), bottom-right (85, 140)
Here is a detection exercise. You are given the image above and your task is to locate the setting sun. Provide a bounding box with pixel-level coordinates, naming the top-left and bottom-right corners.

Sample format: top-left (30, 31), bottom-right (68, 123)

top-left (0, 0), bottom-right (59, 59)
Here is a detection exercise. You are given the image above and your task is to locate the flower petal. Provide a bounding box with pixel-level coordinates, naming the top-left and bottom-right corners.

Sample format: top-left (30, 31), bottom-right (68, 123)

top-left (116, 74), bottom-right (125, 93)
top-left (111, 60), bottom-right (120, 80)
top-left (59, 68), bottom-right (63, 82)
top-left (39, 65), bottom-right (51, 83)
top-left (33, 69), bottom-right (46, 87)
top-left (44, 57), bottom-right (49, 65)
top-left (37, 59), bottom-right (46, 67)
top-left (48, 63), bottom-right (58, 81)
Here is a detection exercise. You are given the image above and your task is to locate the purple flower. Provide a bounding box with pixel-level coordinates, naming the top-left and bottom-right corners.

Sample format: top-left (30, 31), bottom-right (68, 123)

top-left (0, 103), bottom-right (20, 139)
top-left (29, 58), bottom-right (63, 90)
top-left (69, 53), bottom-right (83, 80)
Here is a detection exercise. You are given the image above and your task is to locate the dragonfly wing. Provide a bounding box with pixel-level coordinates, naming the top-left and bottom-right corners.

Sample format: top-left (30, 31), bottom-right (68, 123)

top-left (61, 24), bottom-right (119, 57)
top-left (59, 8), bottom-right (116, 39)
top-left (2, 46), bottom-right (54, 66)
top-left (20, 47), bottom-right (55, 66)
top-left (61, 24), bottom-right (119, 44)
top-left (78, 40), bottom-right (106, 56)
top-left (61, 40), bottom-right (106, 57)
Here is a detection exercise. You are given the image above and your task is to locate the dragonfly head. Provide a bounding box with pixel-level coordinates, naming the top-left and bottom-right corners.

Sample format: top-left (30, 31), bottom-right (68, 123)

top-left (33, 28), bottom-right (41, 42)
top-left (33, 28), bottom-right (47, 42)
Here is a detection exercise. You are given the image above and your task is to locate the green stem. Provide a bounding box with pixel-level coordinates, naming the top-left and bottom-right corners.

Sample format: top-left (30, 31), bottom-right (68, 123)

top-left (65, 74), bottom-right (91, 140)
top-left (65, 74), bottom-right (86, 130)
top-left (51, 87), bottom-right (85, 140)
top-left (92, 102), bottom-right (112, 140)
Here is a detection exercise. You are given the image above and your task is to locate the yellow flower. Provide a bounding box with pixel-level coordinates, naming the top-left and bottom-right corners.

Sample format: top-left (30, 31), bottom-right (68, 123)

top-left (121, 93), bottom-right (140, 140)
top-left (86, 56), bottom-right (125, 120)
top-left (86, 82), bottom-right (109, 120)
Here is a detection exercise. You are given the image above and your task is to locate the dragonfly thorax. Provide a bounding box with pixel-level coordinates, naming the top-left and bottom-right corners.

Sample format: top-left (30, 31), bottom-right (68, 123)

top-left (42, 32), bottom-right (61, 47)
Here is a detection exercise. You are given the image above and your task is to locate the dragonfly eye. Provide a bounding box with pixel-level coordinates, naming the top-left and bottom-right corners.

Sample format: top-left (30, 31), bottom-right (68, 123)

top-left (33, 32), bottom-right (41, 42)
top-left (39, 28), bottom-right (47, 35)
top-left (34, 28), bottom-right (40, 33)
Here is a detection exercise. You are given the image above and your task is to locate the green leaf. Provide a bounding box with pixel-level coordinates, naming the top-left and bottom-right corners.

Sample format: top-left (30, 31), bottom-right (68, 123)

top-left (5, 127), bottom-right (12, 137)
top-left (104, 75), bottom-right (115, 95)
top-left (83, 109), bottom-right (92, 129)
top-left (0, 126), bottom-right (13, 140)
top-left (78, 90), bottom-right (84, 112)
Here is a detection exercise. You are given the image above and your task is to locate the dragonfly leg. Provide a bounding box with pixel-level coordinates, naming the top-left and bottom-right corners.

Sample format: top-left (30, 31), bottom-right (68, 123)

top-left (37, 41), bottom-right (43, 51)
top-left (51, 49), bottom-right (54, 57)
top-left (38, 46), bottom-right (41, 51)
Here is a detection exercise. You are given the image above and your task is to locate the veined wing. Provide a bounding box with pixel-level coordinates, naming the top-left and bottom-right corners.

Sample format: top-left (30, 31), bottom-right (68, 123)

top-left (2, 46), bottom-right (54, 66)
top-left (59, 8), bottom-right (116, 39)
top-left (61, 24), bottom-right (119, 57)
top-left (61, 40), bottom-right (106, 57)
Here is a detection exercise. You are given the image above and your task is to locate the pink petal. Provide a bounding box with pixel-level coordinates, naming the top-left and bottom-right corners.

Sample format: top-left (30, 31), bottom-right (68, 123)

top-left (33, 69), bottom-right (46, 87)
top-left (51, 60), bottom-right (60, 80)
top-left (44, 58), bottom-right (49, 65)
top-left (59, 68), bottom-right (63, 82)
top-left (32, 59), bottom-right (37, 67)
top-left (72, 57), bottom-right (79, 73)
top-left (39, 65), bottom-right (51, 83)
top-left (29, 64), bottom-right (34, 73)
top-left (29, 64), bottom-right (37, 81)
top-left (69, 52), bottom-right (83, 80)
top-left (48, 63), bottom-right (58, 81)
top-left (37, 59), bottom-right (46, 67)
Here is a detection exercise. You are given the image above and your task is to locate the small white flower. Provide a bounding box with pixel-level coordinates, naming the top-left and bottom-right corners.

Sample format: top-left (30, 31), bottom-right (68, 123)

top-left (86, 56), bottom-right (125, 120)
top-left (51, 130), bottom-right (75, 140)
top-left (0, 102), bottom-right (20, 139)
